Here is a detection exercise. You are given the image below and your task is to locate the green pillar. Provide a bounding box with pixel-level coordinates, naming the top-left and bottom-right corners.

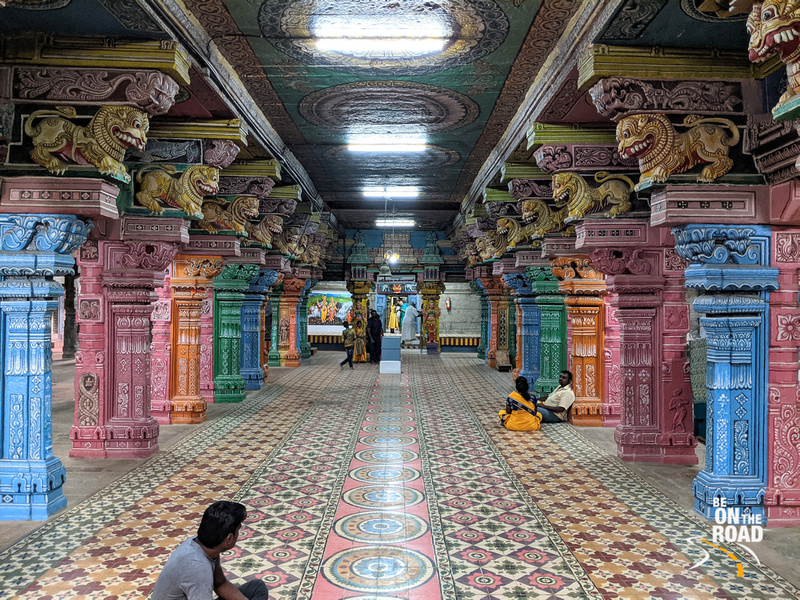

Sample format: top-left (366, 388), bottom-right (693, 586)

top-left (527, 265), bottom-right (567, 397)
top-left (299, 278), bottom-right (318, 359)
top-left (212, 263), bottom-right (260, 403)
top-left (267, 280), bottom-right (283, 367)
top-left (470, 280), bottom-right (489, 360)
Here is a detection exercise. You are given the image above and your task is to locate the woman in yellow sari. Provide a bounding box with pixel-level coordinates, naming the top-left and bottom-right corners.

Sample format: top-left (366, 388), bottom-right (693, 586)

top-left (499, 377), bottom-right (541, 431)
top-left (387, 299), bottom-right (399, 332)
top-left (353, 319), bottom-right (368, 362)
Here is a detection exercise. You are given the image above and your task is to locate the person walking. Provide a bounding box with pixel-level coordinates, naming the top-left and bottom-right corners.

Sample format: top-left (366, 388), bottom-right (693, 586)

top-left (340, 321), bottom-right (356, 369)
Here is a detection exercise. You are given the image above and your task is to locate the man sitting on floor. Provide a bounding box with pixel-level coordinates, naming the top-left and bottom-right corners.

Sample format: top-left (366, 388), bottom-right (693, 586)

top-left (536, 370), bottom-right (575, 424)
top-left (151, 500), bottom-right (268, 600)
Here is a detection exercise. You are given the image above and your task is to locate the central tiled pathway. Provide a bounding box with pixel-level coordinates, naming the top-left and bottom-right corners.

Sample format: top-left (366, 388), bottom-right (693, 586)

top-left (1, 352), bottom-right (799, 599)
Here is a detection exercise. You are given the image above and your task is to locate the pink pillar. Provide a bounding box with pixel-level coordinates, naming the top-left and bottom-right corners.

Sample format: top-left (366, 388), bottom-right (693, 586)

top-left (150, 264), bottom-right (173, 424)
top-left (71, 218), bottom-right (183, 458)
top-left (603, 296), bottom-right (621, 427)
top-left (765, 228), bottom-right (800, 526)
top-left (200, 297), bottom-right (215, 403)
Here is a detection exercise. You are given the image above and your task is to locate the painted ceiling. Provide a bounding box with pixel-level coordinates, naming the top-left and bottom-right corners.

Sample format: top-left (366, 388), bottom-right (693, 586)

top-left (182, 0), bottom-right (581, 230)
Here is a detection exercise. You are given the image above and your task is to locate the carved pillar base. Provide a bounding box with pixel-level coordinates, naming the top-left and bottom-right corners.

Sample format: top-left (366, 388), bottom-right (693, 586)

top-left (0, 215), bottom-right (89, 519)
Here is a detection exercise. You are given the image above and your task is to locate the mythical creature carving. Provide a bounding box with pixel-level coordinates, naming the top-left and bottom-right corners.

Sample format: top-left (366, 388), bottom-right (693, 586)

top-left (299, 243), bottom-right (323, 267)
top-left (552, 171), bottom-right (634, 221)
top-left (244, 214), bottom-right (284, 247)
top-left (496, 217), bottom-right (537, 249)
top-left (198, 195), bottom-right (260, 235)
top-left (748, 1), bottom-right (800, 102)
top-left (520, 198), bottom-right (569, 237)
top-left (475, 230), bottom-right (508, 261)
top-left (135, 165), bottom-right (219, 218)
top-left (616, 113), bottom-right (740, 188)
top-left (275, 226), bottom-right (308, 259)
top-left (24, 105), bottom-right (148, 182)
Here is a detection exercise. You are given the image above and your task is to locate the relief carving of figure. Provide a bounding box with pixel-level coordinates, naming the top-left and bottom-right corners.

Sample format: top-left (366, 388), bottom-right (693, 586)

top-left (552, 171), bottom-right (634, 221)
top-left (274, 226), bottom-right (307, 259)
top-left (135, 165), bottom-right (219, 219)
top-left (475, 230), bottom-right (507, 261)
top-left (748, 1), bottom-right (800, 102)
top-left (520, 198), bottom-right (568, 237)
top-left (198, 195), bottom-right (260, 234)
top-left (25, 105), bottom-right (148, 182)
top-left (616, 113), bottom-right (740, 189)
top-left (458, 240), bottom-right (479, 267)
top-left (299, 243), bottom-right (323, 267)
top-left (244, 214), bottom-right (284, 247)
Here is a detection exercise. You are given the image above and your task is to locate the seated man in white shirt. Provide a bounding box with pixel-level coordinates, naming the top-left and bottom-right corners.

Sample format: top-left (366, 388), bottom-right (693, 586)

top-left (536, 370), bottom-right (575, 424)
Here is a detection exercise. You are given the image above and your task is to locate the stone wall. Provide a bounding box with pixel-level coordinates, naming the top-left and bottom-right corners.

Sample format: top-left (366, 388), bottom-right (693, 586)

top-left (437, 282), bottom-right (481, 336)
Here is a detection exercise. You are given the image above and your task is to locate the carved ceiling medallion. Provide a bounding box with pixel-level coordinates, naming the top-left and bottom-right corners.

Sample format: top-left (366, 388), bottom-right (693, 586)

top-left (257, 0), bottom-right (509, 76)
top-left (681, 0), bottom-right (748, 21)
top-left (298, 81), bottom-right (479, 133)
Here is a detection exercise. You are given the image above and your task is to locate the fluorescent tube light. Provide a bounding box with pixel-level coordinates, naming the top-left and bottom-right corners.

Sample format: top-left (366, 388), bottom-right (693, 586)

top-left (348, 135), bottom-right (427, 153)
top-left (362, 186), bottom-right (419, 199)
top-left (376, 219), bottom-right (416, 228)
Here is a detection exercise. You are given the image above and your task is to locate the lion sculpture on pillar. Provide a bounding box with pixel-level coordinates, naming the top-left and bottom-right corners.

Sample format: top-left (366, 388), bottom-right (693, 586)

top-left (244, 214), bottom-right (284, 248)
top-left (552, 171), bottom-right (635, 220)
top-left (135, 165), bottom-right (220, 219)
top-left (748, 1), bottom-right (800, 102)
top-left (198, 195), bottom-right (260, 234)
top-left (616, 113), bottom-right (739, 189)
top-left (25, 105), bottom-right (148, 183)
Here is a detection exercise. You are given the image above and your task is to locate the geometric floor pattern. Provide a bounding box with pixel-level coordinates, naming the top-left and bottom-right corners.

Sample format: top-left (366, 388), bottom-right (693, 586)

top-left (1, 352), bottom-right (798, 599)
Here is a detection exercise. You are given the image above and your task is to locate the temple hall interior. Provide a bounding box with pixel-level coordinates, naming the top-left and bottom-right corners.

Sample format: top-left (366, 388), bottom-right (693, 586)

top-left (0, 1), bottom-right (799, 599)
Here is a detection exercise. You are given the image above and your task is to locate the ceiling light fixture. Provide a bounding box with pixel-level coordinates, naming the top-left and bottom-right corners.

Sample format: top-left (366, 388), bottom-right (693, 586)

top-left (312, 22), bottom-right (450, 56)
top-left (376, 218), bottom-right (416, 228)
top-left (316, 38), bottom-right (446, 55)
top-left (348, 136), bottom-right (427, 153)
top-left (363, 186), bottom-right (419, 199)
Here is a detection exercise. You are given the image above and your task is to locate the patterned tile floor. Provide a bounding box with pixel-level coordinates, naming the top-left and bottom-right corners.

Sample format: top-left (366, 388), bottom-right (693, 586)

top-left (1, 352), bottom-right (799, 600)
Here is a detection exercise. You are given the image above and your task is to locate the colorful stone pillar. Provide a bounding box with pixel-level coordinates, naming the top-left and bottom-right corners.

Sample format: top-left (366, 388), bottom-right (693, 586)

top-left (527, 265), bottom-right (568, 396)
top-left (419, 281), bottom-right (445, 351)
top-left (212, 263), bottom-right (260, 403)
top-left (603, 296), bottom-right (622, 427)
top-left (241, 269), bottom-right (279, 389)
top-left (267, 278), bottom-right (283, 368)
top-left (346, 279), bottom-right (371, 362)
top-left (766, 228), bottom-right (800, 526)
top-left (169, 256), bottom-right (223, 423)
top-left (299, 278), bottom-right (318, 359)
top-left (468, 278), bottom-right (489, 361)
top-left (503, 272), bottom-right (540, 386)
top-left (71, 220), bottom-right (181, 458)
top-left (62, 273), bottom-right (77, 360)
top-left (580, 219), bottom-right (696, 462)
top-left (673, 225), bottom-right (777, 521)
top-left (279, 276), bottom-right (308, 367)
top-left (150, 264), bottom-right (173, 424)
top-left (478, 276), bottom-right (510, 371)
top-left (550, 255), bottom-right (606, 426)
top-left (0, 214), bottom-right (90, 520)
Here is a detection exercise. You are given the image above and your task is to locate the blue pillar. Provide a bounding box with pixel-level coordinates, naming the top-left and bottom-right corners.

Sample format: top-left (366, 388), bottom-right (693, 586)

top-left (673, 225), bottom-right (777, 523)
top-left (298, 278), bottom-right (317, 360)
top-left (503, 273), bottom-right (540, 385)
top-left (241, 269), bottom-right (279, 390)
top-left (0, 215), bottom-right (90, 520)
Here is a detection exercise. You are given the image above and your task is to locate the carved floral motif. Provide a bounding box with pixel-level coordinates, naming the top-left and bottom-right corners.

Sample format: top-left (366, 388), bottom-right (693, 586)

top-left (509, 178), bottom-right (552, 201)
top-left (203, 139), bottom-right (240, 168)
top-left (776, 313), bottom-right (800, 341)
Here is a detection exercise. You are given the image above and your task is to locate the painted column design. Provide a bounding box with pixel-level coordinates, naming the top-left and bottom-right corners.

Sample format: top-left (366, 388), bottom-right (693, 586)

top-left (170, 256), bottom-right (222, 423)
top-left (508, 293), bottom-right (517, 372)
top-left (267, 279), bottom-right (283, 368)
top-left (62, 274), bottom-right (77, 360)
top-left (212, 263), bottom-right (260, 403)
top-left (469, 280), bottom-right (489, 360)
top-left (550, 256), bottom-right (605, 426)
top-left (199, 297), bottom-right (214, 403)
top-left (766, 229), bottom-right (800, 526)
top-left (604, 297), bottom-right (622, 427)
top-left (150, 265), bottom-right (173, 424)
top-left (503, 273), bottom-right (540, 386)
top-left (346, 280), bottom-right (371, 361)
top-left (0, 215), bottom-right (90, 520)
top-left (260, 297), bottom-right (269, 376)
top-left (241, 269), bottom-right (279, 389)
top-left (298, 278), bottom-right (317, 359)
top-left (280, 277), bottom-right (308, 367)
top-left (527, 265), bottom-right (567, 396)
top-left (673, 225), bottom-right (777, 522)
top-left (479, 276), bottom-right (510, 371)
top-left (420, 281), bottom-right (445, 351)
top-left (590, 242), bottom-right (695, 463)
top-left (72, 239), bottom-right (178, 458)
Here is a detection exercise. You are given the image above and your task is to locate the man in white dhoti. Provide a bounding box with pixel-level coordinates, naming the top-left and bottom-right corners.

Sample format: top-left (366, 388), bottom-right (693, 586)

top-left (401, 301), bottom-right (420, 341)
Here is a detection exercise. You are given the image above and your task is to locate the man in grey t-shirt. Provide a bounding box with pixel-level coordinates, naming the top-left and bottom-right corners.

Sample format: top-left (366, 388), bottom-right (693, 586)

top-left (151, 501), bottom-right (268, 600)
